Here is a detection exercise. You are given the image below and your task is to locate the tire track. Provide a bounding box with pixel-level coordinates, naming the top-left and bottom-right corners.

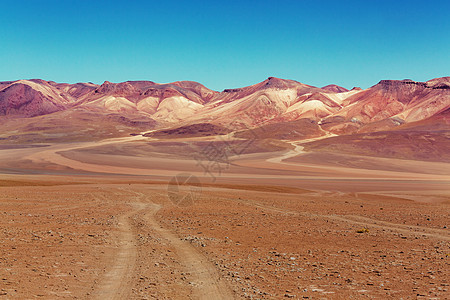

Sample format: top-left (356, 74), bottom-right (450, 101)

top-left (224, 196), bottom-right (450, 241)
top-left (120, 188), bottom-right (234, 299)
top-left (144, 201), bottom-right (234, 299)
top-left (92, 202), bottom-right (146, 300)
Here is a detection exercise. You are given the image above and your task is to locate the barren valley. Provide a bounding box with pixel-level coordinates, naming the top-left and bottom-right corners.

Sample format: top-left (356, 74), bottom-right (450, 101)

top-left (0, 77), bottom-right (449, 299)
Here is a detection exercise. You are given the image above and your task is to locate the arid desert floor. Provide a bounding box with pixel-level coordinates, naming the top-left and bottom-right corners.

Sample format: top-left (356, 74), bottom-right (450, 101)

top-left (0, 135), bottom-right (449, 299)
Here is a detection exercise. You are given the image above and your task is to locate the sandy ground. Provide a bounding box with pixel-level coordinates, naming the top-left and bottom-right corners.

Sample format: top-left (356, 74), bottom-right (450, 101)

top-left (0, 135), bottom-right (449, 299)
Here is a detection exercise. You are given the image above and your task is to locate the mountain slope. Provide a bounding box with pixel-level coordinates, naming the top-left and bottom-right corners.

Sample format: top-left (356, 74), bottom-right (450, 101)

top-left (0, 80), bottom-right (72, 117)
top-left (320, 78), bottom-right (450, 134)
top-left (322, 84), bottom-right (349, 93)
top-left (0, 77), bottom-right (448, 144)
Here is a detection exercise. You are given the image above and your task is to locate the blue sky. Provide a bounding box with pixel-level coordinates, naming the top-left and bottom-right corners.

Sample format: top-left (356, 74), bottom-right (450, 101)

top-left (0, 0), bottom-right (449, 91)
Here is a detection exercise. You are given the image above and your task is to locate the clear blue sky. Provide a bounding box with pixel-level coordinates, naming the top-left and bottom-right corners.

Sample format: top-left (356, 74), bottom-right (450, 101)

top-left (1, 0), bottom-right (449, 91)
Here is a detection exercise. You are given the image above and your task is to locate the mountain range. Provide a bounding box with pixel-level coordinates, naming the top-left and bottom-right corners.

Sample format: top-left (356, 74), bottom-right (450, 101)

top-left (0, 76), bottom-right (449, 150)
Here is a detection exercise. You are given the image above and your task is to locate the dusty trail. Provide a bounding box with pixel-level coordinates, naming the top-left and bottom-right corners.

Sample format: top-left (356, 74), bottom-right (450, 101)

top-left (266, 134), bottom-right (336, 164)
top-left (332, 214), bottom-right (450, 241)
top-left (133, 190), bottom-right (234, 300)
top-left (92, 202), bottom-right (145, 300)
top-left (224, 196), bottom-right (450, 242)
top-left (21, 134), bottom-right (450, 182)
top-left (92, 188), bottom-right (233, 299)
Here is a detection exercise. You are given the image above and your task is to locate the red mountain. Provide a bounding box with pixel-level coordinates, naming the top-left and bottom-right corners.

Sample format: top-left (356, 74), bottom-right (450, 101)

top-left (321, 84), bottom-right (349, 93)
top-left (0, 80), bottom-right (75, 117)
top-left (0, 77), bottom-right (448, 143)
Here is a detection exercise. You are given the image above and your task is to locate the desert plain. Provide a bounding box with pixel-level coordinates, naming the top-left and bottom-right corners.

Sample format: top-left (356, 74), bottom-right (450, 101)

top-left (0, 131), bottom-right (449, 300)
top-left (0, 77), bottom-right (449, 299)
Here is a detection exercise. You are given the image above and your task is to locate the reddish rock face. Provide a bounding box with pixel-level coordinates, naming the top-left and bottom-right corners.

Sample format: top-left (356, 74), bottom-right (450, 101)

top-left (0, 83), bottom-right (66, 117)
top-left (0, 77), bottom-right (448, 137)
top-left (321, 84), bottom-right (349, 93)
top-left (93, 81), bottom-right (141, 101)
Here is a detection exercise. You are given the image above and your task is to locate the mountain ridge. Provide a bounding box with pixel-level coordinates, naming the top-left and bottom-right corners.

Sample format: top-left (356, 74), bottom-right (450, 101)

top-left (0, 76), bottom-right (448, 143)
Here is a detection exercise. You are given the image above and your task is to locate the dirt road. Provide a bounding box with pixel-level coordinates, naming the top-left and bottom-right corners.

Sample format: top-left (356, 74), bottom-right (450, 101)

top-left (92, 203), bottom-right (144, 300)
top-left (91, 188), bottom-right (234, 299)
top-left (227, 195), bottom-right (450, 242)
